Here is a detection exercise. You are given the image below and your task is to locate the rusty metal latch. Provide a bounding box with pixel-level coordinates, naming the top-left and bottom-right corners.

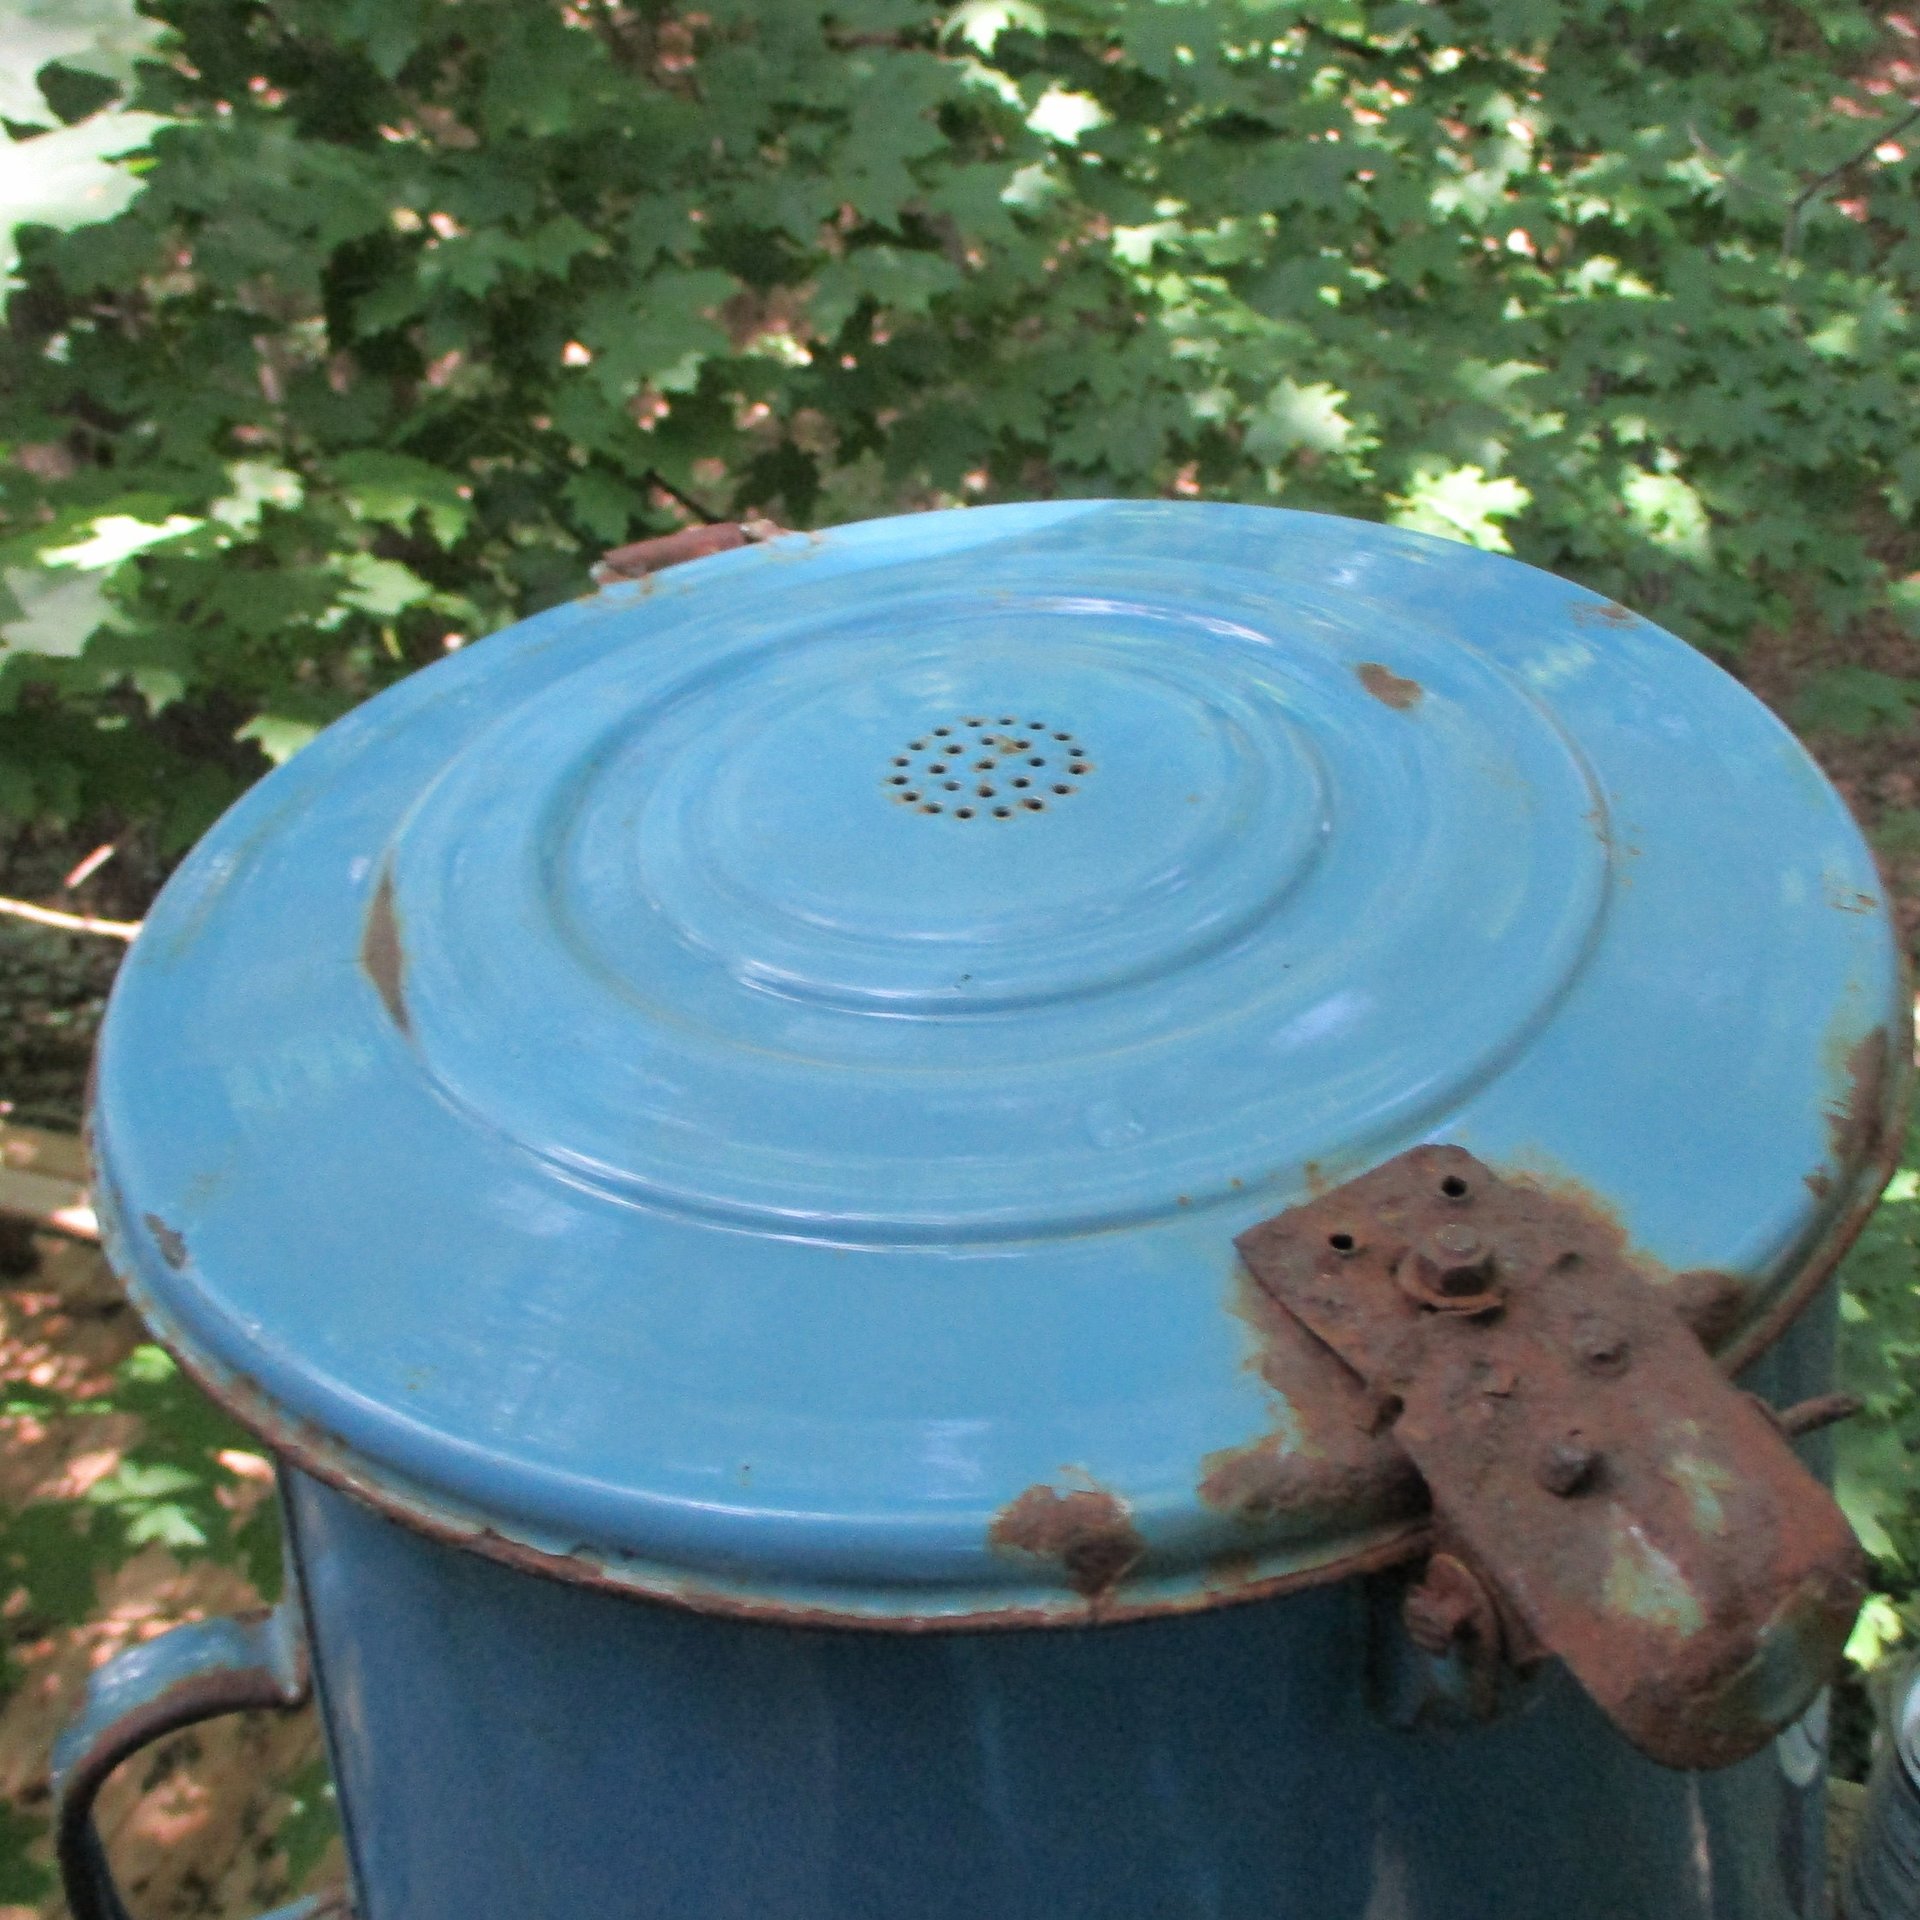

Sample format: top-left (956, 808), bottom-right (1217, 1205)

top-left (1234, 1145), bottom-right (1866, 1771)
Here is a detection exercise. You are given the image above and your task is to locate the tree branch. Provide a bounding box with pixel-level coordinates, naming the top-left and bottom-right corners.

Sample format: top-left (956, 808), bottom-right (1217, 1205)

top-left (1783, 99), bottom-right (1920, 259)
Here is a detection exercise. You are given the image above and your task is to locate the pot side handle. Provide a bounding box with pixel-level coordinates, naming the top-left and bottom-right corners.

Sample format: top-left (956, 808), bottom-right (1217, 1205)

top-left (50, 1596), bottom-right (348, 1920)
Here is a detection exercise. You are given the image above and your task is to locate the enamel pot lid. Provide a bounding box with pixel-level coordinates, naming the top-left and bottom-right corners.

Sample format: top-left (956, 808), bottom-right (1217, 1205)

top-left (90, 502), bottom-right (1905, 1627)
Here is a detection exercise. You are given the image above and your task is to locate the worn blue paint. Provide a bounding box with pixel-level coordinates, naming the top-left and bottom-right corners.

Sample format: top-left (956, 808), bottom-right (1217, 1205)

top-left (74, 502), bottom-right (1898, 1914)
top-left (51, 1605), bottom-right (306, 1793)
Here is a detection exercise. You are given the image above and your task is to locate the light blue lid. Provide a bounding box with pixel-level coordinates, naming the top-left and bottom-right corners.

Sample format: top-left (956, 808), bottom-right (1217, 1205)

top-left (91, 502), bottom-right (1904, 1623)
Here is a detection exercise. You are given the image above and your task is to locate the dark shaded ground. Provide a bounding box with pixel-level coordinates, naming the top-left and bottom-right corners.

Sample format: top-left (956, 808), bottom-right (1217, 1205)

top-left (0, 825), bottom-right (168, 1135)
top-left (1739, 605), bottom-right (1920, 967)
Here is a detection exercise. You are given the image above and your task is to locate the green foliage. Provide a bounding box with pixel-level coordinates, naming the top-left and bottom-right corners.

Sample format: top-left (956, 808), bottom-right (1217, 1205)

top-left (0, 1334), bottom-right (303, 1893)
top-left (277, 1751), bottom-right (341, 1885)
top-left (0, 1797), bottom-right (53, 1903)
top-left (0, 0), bottom-right (172, 285)
top-left (0, 0), bottom-right (169, 124)
top-left (1875, 808), bottom-right (1920, 857)
top-left (0, 1342), bottom-right (281, 1656)
top-left (0, 109), bottom-right (174, 288)
top-left (1794, 666), bottom-right (1920, 738)
top-left (1839, 1081), bottom-right (1920, 1665)
top-left (1, 0), bottom-right (1918, 830)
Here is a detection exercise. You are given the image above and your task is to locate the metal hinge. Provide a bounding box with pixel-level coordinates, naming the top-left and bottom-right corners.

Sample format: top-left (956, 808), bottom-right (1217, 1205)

top-left (591, 517), bottom-right (788, 585)
top-left (1234, 1145), bottom-right (1866, 1771)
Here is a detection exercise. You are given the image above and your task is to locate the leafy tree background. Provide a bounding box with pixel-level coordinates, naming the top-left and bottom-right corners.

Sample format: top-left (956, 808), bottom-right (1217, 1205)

top-left (7, 0), bottom-right (1920, 837)
top-left (4, 0), bottom-right (1920, 1884)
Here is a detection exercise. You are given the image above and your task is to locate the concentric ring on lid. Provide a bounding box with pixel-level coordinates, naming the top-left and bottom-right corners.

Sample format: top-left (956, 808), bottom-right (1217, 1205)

top-left (384, 580), bottom-right (1607, 1240)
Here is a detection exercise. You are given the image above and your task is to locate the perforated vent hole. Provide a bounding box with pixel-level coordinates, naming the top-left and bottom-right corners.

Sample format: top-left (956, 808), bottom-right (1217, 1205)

top-left (886, 717), bottom-right (1093, 821)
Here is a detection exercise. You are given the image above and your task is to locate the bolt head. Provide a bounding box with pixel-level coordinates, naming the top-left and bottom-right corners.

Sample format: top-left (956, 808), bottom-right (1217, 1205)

top-left (1537, 1437), bottom-right (1600, 1496)
top-left (1577, 1331), bottom-right (1630, 1375)
top-left (1568, 1306), bottom-right (1632, 1375)
top-left (1421, 1226), bottom-right (1493, 1291)
top-left (1398, 1225), bottom-right (1500, 1312)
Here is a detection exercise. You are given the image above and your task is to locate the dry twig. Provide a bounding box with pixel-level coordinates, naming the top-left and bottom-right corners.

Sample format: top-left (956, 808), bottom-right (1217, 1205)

top-left (0, 894), bottom-right (140, 940)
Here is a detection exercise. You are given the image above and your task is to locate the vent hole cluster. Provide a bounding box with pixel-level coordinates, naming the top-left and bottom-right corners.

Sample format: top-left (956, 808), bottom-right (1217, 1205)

top-left (886, 715), bottom-right (1093, 821)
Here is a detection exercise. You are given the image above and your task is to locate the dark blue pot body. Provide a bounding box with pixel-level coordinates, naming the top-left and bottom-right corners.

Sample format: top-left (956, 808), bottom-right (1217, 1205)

top-left (283, 1323), bottom-right (1836, 1920)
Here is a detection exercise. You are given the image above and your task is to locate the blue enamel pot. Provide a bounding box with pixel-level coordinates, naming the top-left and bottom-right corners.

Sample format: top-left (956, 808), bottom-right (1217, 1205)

top-left (59, 503), bottom-right (1905, 1919)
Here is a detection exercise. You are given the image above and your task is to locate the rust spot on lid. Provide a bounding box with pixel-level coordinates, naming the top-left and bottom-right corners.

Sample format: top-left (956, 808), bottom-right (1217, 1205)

top-left (1200, 1429), bottom-right (1423, 1531)
top-left (143, 1213), bottom-right (188, 1271)
top-left (360, 864), bottom-right (410, 1037)
top-left (989, 1483), bottom-right (1145, 1598)
top-left (1357, 662), bottom-right (1423, 710)
top-left (1826, 875), bottom-right (1880, 914)
top-left (1829, 1027), bottom-right (1892, 1172)
top-left (1204, 1256), bottom-right (1426, 1529)
top-left (155, 1287), bottom-right (1433, 1628)
top-left (1571, 598), bottom-right (1636, 628)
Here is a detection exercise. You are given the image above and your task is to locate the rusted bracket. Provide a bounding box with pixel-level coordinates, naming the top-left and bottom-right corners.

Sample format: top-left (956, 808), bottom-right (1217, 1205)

top-left (591, 516), bottom-right (787, 585)
top-left (1234, 1145), bottom-right (1866, 1771)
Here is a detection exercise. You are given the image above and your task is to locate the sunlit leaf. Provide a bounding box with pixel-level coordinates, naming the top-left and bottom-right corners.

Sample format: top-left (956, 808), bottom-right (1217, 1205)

top-left (1027, 87), bottom-right (1108, 145)
top-left (0, 566), bottom-right (112, 660)
top-left (337, 554), bottom-right (433, 618)
top-left (333, 451), bottom-right (470, 549)
top-left (0, 0), bottom-right (166, 125)
top-left (0, 110), bottom-right (170, 284)
top-left (235, 715), bottom-right (320, 765)
top-left (1246, 379), bottom-right (1357, 461)
top-left (943, 1), bottom-right (1046, 53)
top-left (41, 513), bottom-right (202, 570)
top-left (1389, 464), bottom-right (1532, 553)
top-left (210, 462), bottom-right (305, 532)
top-left (1623, 471), bottom-right (1713, 565)
top-left (1846, 1593), bottom-right (1908, 1671)
top-left (122, 1343), bottom-right (177, 1385)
